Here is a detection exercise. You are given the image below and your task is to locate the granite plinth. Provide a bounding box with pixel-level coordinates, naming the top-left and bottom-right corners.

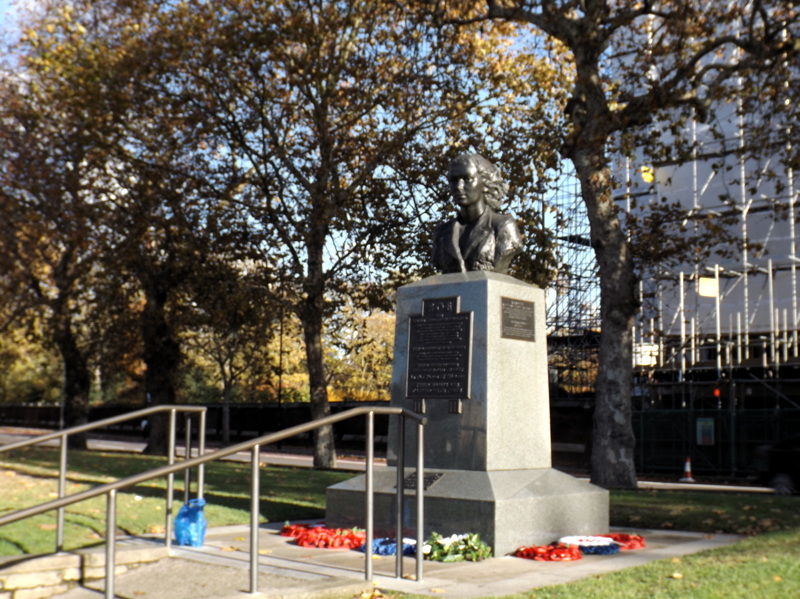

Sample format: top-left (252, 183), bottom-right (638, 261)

top-left (326, 467), bottom-right (609, 556)
top-left (387, 272), bottom-right (550, 471)
top-left (327, 272), bottom-right (609, 556)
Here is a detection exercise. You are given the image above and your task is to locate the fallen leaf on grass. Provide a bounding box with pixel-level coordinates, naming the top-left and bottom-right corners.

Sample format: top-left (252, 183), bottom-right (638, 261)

top-left (147, 526), bottom-right (165, 534)
top-left (37, 523), bottom-right (57, 530)
top-left (670, 572), bottom-right (684, 579)
top-left (773, 576), bottom-right (782, 582)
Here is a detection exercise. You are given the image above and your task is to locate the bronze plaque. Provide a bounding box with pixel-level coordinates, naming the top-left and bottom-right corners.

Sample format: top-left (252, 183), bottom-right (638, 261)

top-left (501, 297), bottom-right (535, 341)
top-left (406, 296), bottom-right (472, 400)
top-left (402, 471), bottom-right (444, 490)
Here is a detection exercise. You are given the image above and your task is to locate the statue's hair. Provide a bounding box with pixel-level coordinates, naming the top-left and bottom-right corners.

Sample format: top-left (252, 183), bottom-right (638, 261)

top-left (449, 153), bottom-right (508, 210)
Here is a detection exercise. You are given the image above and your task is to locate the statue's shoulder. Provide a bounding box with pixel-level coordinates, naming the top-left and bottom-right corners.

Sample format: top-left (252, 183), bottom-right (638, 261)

top-left (433, 217), bottom-right (457, 237)
top-left (488, 210), bottom-right (518, 230)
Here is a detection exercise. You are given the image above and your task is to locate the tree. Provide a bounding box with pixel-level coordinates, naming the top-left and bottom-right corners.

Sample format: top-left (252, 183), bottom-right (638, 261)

top-left (125, 0), bottom-right (567, 467)
top-left (0, 61), bottom-right (103, 448)
top-left (3, 0), bottom-right (252, 453)
top-left (326, 299), bottom-right (395, 402)
top-left (181, 263), bottom-right (279, 444)
top-left (456, 0), bottom-right (800, 487)
top-left (6, 0), bottom-right (570, 464)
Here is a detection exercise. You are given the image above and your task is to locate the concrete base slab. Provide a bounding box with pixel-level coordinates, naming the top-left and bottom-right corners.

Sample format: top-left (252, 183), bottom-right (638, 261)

top-left (326, 467), bottom-right (609, 555)
top-left (46, 522), bottom-right (744, 599)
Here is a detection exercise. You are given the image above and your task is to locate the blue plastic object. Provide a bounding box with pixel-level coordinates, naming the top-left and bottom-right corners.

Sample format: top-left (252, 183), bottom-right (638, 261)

top-left (174, 498), bottom-right (207, 547)
top-left (359, 537), bottom-right (416, 556)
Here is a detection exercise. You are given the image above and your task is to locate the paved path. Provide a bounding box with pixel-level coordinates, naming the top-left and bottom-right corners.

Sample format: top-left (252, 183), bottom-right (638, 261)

top-left (53, 521), bottom-right (742, 599)
top-left (0, 426), bottom-right (764, 597)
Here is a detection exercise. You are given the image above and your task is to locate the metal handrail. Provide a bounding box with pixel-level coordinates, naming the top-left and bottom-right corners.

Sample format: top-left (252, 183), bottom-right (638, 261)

top-left (0, 405), bottom-right (208, 552)
top-left (0, 406), bottom-right (426, 597)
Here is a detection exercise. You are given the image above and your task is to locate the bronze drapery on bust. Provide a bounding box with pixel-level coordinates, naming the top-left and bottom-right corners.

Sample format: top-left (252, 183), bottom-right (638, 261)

top-left (432, 153), bottom-right (522, 274)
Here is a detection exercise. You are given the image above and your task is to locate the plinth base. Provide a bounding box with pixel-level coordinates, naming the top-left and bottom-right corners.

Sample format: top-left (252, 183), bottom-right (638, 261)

top-left (326, 468), bottom-right (609, 556)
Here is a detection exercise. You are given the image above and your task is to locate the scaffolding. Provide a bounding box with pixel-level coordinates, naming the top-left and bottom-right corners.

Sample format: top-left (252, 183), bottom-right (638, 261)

top-left (546, 111), bottom-right (800, 407)
top-left (545, 173), bottom-right (600, 405)
top-left (545, 124), bottom-right (800, 476)
top-left (544, 17), bottom-right (800, 476)
top-left (624, 106), bottom-right (800, 413)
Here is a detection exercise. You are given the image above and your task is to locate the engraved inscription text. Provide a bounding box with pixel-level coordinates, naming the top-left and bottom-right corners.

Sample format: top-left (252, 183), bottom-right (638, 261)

top-left (406, 297), bottom-right (472, 399)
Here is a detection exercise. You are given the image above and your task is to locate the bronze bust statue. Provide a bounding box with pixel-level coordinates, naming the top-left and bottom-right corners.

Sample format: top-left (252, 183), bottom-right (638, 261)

top-left (432, 153), bottom-right (523, 274)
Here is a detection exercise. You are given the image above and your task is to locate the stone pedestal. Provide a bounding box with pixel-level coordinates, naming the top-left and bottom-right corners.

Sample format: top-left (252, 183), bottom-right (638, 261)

top-left (326, 272), bottom-right (608, 555)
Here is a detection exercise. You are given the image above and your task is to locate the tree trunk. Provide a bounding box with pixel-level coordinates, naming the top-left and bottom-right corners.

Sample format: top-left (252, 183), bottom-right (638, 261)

top-left (221, 383), bottom-right (232, 445)
top-left (565, 49), bottom-right (639, 487)
top-left (302, 304), bottom-right (336, 468)
top-left (571, 141), bottom-right (639, 489)
top-left (298, 180), bottom-right (337, 468)
top-left (53, 317), bottom-right (91, 450)
top-left (141, 281), bottom-right (181, 455)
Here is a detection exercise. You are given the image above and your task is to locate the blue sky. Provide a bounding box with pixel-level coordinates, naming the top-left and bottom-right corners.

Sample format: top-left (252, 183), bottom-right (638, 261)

top-left (0, 0), bottom-right (20, 35)
top-left (0, 0), bottom-right (15, 40)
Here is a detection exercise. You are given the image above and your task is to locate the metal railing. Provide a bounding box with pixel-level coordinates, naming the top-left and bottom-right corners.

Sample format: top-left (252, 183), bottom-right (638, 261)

top-left (0, 405), bottom-right (208, 553)
top-left (0, 406), bottom-right (426, 597)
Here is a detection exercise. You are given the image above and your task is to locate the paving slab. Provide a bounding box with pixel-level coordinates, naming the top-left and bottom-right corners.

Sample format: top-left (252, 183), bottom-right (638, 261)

top-left (53, 521), bottom-right (741, 599)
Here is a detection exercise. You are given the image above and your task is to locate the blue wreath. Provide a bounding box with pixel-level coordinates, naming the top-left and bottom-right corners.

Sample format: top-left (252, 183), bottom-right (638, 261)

top-left (579, 543), bottom-right (620, 556)
top-left (359, 538), bottom-right (416, 556)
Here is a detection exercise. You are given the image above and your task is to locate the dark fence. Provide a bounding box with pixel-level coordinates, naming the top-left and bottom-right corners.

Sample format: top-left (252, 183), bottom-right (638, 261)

top-left (4, 401), bottom-right (799, 477)
top-left (0, 402), bottom-right (391, 449)
top-left (634, 407), bottom-right (800, 477)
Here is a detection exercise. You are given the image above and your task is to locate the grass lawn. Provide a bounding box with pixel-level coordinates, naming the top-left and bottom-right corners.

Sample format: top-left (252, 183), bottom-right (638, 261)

top-left (0, 446), bottom-right (351, 555)
top-left (2, 447), bottom-right (799, 598)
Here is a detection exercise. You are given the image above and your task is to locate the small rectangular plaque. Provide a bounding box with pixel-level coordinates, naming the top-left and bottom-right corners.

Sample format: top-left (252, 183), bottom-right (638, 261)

top-left (406, 297), bottom-right (473, 400)
top-left (402, 471), bottom-right (444, 490)
top-left (501, 297), bottom-right (535, 342)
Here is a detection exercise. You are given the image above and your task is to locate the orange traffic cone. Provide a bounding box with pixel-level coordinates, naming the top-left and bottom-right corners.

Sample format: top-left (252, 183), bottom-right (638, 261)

top-left (679, 457), bottom-right (695, 482)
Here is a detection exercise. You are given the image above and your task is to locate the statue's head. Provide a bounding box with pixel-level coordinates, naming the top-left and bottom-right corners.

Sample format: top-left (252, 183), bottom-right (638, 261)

top-left (448, 153), bottom-right (509, 210)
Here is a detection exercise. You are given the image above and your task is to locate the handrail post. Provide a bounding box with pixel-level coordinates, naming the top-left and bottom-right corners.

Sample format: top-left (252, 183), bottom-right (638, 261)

top-left (395, 414), bottom-right (405, 579)
top-left (105, 489), bottom-right (117, 599)
top-left (365, 411), bottom-right (375, 581)
top-left (197, 410), bottom-right (207, 500)
top-left (166, 409), bottom-right (176, 551)
top-left (250, 445), bottom-right (261, 594)
top-left (184, 413), bottom-right (192, 504)
top-left (0, 406), bottom-right (424, 592)
top-left (57, 434), bottom-right (67, 552)
top-left (416, 418), bottom-right (424, 582)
